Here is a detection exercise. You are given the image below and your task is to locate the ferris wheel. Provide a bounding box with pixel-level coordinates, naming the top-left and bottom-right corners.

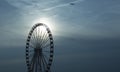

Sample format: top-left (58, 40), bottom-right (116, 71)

top-left (26, 23), bottom-right (54, 72)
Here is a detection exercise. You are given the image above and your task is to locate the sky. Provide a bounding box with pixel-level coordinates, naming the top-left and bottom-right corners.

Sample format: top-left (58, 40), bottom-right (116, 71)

top-left (0, 0), bottom-right (120, 72)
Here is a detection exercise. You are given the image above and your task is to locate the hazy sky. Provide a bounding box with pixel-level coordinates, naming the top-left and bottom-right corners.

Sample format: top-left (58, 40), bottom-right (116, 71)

top-left (0, 0), bottom-right (120, 72)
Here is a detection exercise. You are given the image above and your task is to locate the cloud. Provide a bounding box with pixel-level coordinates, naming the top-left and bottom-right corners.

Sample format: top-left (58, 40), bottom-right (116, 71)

top-left (6, 0), bottom-right (84, 13)
top-left (43, 0), bottom-right (84, 11)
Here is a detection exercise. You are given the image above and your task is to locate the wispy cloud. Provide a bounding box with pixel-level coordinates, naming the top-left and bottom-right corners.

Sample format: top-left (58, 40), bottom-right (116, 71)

top-left (6, 0), bottom-right (84, 15)
top-left (43, 0), bottom-right (84, 11)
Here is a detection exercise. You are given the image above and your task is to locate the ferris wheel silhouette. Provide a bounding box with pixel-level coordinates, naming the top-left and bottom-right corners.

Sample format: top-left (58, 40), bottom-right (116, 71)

top-left (26, 23), bottom-right (54, 72)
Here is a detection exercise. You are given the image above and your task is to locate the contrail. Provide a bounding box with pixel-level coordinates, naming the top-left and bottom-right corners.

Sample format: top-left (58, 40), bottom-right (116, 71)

top-left (43, 0), bottom-right (84, 11)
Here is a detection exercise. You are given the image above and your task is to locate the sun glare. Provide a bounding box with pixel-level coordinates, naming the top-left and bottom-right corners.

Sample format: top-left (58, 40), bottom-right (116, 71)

top-left (33, 17), bottom-right (55, 32)
top-left (39, 26), bottom-right (46, 33)
top-left (31, 16), bottom-right (59, 36)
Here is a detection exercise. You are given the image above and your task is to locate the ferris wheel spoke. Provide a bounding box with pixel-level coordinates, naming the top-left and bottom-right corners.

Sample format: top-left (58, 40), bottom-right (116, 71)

top-left (37, 27), bottom-right (41, 45)
top-left (30, 53), bottom-right (36, 72)
top-left (29, 53), bottom-right (34, 58)
top-left (41, 42), bottom-right (50, 48)
top-left (41, 33), bottom-right (49, 45)
top-left (30, 53), bottom-right (35, 65)
top-left (35, 55), bottom-right (38, 72)
top-left (30, 39), bottom-right (35, 45)
top-left (39, 29), bottom-right (44, 43)
top-left (41, 55), bottom-right (47, 72)
top-left (31, 31), bottom-right (37, 43)
top-left (42, 43), bottom-right (50, 49)
top-left (33, 30), bottom-right (38, 44)
top-left (39, 28), bottom-right (43, 45)
top-left (30, 39), bottom-right (36, 48)
top-left (29, 44), bottom-right (35, 49)
top-left (29, 54), bottom-right (34, 58)
top-left (42, 54), bottom-right (48, 67)
top-left (35, 29), bottom-right (39, 45)
top-left (37, 28), bottom-right (41, 45)
top-left (30, 42), bottom-right (35, 48)
top-left (43, 53), bottom-right (49, 63)
top-left (36, 27), bottom-right (39, 44)
top-left (29, 35), bottom-right (36, 47)
top-left (34, 53), bottom-right (39, 72)
top-left (42, 54), bottom-right (50, 63)
top-left (42, 32), bottom-right (48, 43)
top-left (29, 49), bottom-right (34, 52)
top-left (40, 31), bottom-right (47, 47)
top-left (43, 50), bottom-right (50, 53)
top-left (43, 54), bottom-right (51, 71)
top-left (30, 35), bottom-right (35, 44)
top-left (33, 32), bottom-right (37, 44)
top-left (38, 56), bottom-right (41, 71)
top-left (38, 54), bottom-right (42, 71)
top-left (41, 38), bottom-right (49, 48)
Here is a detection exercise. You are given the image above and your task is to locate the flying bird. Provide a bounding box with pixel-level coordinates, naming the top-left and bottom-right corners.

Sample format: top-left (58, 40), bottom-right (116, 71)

top-left (70, 3), bottom-right (75, 5)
